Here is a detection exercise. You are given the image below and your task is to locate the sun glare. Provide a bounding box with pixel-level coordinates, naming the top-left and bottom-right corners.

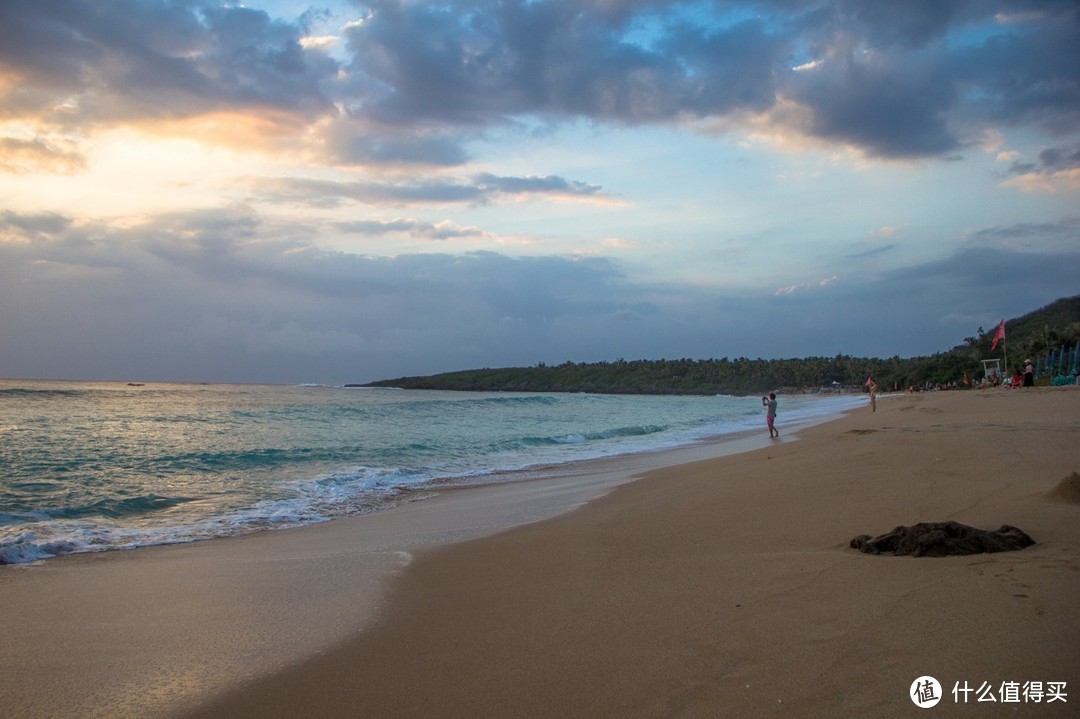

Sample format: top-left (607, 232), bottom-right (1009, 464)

top-left (0, 129), bottom-right (274, 219)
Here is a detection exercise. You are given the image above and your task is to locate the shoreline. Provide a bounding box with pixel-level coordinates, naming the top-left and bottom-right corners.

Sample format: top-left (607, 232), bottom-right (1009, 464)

top-left (3, 389), bottom-right (1077, 717)
top-left (0, 387), bottom-right (858, 567)
top-left (0, 404), bottom-right (835, 718)
top-left (187, 387), bottom-right (1080, 718)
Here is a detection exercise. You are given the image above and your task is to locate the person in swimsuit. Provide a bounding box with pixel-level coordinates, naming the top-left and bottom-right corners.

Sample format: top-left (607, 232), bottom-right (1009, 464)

top-left (763, 392), bottom-right (779, 438)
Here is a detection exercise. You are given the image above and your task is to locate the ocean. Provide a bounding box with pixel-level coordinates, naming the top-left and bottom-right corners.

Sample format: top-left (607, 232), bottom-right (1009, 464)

top-left (0, 380), bottom-right (864, 564)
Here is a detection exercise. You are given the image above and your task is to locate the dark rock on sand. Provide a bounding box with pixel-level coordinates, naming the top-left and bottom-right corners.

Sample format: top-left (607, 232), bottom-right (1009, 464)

top-left (850, 521), bottom-right (1035, 557)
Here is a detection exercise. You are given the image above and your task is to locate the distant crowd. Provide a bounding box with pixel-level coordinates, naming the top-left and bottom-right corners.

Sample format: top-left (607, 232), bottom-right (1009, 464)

top-left (979, 358), bottom-right (1080, 389)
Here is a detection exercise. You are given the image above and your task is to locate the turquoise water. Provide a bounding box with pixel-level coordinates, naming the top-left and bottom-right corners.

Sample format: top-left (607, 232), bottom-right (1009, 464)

top-left (0, 380), bottom-right (863, 563)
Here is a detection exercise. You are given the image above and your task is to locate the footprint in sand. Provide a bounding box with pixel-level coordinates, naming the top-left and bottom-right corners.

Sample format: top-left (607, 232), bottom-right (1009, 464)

top-left (990, 565), bottom-right (1045, 616)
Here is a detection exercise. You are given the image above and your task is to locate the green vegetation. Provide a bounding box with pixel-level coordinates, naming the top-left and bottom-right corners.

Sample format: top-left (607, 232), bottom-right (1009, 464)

top-left (359, 296), bottom-right (1080, 395)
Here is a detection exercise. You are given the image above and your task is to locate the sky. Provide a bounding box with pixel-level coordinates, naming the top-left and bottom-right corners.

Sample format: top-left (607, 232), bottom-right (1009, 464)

top-left (1, 0), bottom-right (1078, 385)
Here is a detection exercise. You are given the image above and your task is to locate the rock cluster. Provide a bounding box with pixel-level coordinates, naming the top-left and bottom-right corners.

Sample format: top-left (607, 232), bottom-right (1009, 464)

top-left (850, 521), bottom-right (1035, 557)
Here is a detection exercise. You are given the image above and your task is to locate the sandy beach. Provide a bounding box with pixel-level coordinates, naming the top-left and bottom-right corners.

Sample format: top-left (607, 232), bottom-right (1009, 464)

top-left (4, 388), bottom-right (1079, 717)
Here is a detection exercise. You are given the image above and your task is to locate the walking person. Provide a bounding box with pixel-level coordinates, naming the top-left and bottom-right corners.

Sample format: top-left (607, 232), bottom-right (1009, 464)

top-left (763, 392), bottom-right (779, 438)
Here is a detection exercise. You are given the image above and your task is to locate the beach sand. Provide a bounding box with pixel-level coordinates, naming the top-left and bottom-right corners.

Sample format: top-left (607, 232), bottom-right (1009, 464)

top-left (186, 388), bottom-right (1080, 718)
top-left (3, 388), bottom-right (1078, 717)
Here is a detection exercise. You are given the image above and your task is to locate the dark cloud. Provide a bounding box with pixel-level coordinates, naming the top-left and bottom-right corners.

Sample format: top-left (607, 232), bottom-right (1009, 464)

top-left (1037, 146), bottom-right (1080, 171)
top-left (339, 0), bottom-right (781, 125)
top-left (866, 245), bottom-right (1080, 337)
top-left (1, 210), bottom-right (73, 236)
top-left (327, 0), bottom-right (1077, 160)
top-left (1, 206), bottom-right (1075, 383)
top-left (0, 0), bottom-right (336, 128)
top-left (0, 207), bottom-right (636, 381)
top-left (782, 42), bottom-right (959, 157)
top-left (1008, 143), bottom-right (1080, 176)
top-left (251, 172), bottom-right (607, 206)
top-left (844, 244), bottom-right (897, 261)
top-left (827, 0), bottom-right (964, 49)
top-left (321, 119), bottom-right (472, 167)
top-left (473, 173), bottom-right (605, 198)
top-left (951, 3), bottom-right (1080, 136)
top-left (2, 0), bottom-right (1077, 165)
top-left (965, 217), bottom-right (1080, 254)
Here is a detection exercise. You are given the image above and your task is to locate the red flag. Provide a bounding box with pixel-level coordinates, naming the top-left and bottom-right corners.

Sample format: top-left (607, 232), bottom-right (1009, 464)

top-left (991, 320), bottom-right (1005, 351)
top-left (962, 372), bottom-right (970, 385)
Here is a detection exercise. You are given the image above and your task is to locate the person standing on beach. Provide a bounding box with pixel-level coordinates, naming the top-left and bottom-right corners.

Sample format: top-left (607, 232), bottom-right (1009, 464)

top-left (763, 392), bottom-right (779, 438)
top-left (1023, 359), bottom-right (1034, 387)
top-left (868, 380), bottom-right (878, 412)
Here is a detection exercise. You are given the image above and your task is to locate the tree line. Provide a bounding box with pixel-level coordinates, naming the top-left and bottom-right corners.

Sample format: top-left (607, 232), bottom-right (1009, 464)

top-left (360, 296), bottom-right (1080, 396)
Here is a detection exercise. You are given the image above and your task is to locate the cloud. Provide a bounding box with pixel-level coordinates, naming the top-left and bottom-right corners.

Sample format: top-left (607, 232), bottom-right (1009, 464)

top-left (0, 209), bottom-right (74, 240)
top-left (250, 172), bottom-right (608, 207)
top-left (952, 3), bottom-right (1080, 135)
top-left (3, 1), bottom-right (1078, 166)
top-left (1001, 143), bottom-right (1080, 192)
top-left (773, 275), bottom-right (841, 296)
top-left (778, 42), bottom-right (958, 158)
top-left (0, 2), bottom-right (338, 131)
top-left (964, 216), bottom-right (1080, 253)
top-left (0, 206), bottom-right (636, 380)
top-left (844, 244), bottom-right (897, 261)
top-left (318, 117), bottom-right (472, 167)
top-left (0, 136), bottom-right (85, 173)
top-left (335, 1), bottom-right (785, 129)
top-left (1036, 145), bottom-right (1080, 173)
top-left (473, 173), bottom-right (607, 200)
top-left (3, 205), bottom-right (1074, 383)
top-left (325, 0), bottom-right (1079, 162)
top-left (1, 2), bottom-right (1078, 384)
top-left (251, 176), bottom-right (484, 207)
top-left (334, 218), bottom-right (490, 241)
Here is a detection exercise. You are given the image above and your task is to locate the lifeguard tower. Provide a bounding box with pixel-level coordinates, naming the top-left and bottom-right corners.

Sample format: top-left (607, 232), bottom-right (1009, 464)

top-left (981, 358), bottom-right (1002, 382)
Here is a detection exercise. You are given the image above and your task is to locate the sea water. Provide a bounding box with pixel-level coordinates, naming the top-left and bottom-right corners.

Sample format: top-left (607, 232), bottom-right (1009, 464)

top-left (0, 380), bottom-right (864, 564)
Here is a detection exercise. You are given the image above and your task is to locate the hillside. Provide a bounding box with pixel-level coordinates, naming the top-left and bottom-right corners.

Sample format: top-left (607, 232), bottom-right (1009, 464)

top-left (359, 296), bottom-right (1080, 395)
